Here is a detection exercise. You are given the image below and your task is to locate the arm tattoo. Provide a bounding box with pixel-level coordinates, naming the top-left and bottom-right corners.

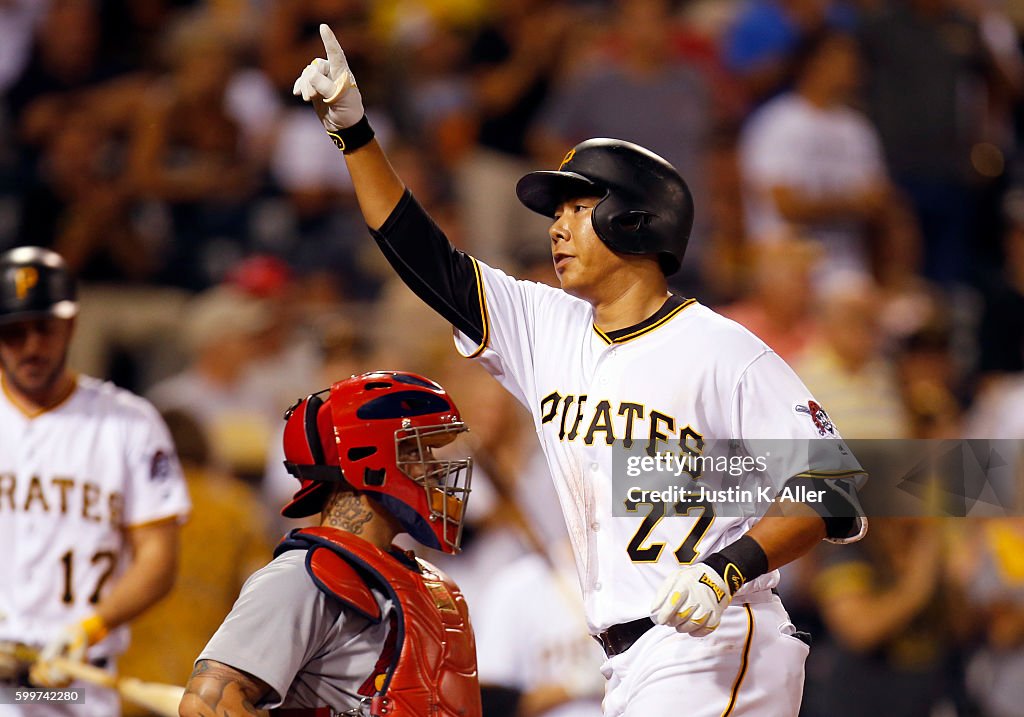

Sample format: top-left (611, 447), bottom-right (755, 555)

top-left (189, 660), bottom-right (214, 678)
top-left (180, 659), bottom-right (270, 717)
top-left (326, 493), bottom-right (373, 534)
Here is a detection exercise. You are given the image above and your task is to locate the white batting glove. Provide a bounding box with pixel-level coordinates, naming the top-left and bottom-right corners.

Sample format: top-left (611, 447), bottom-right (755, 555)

top-left (650, 564), bottom-right (731, 637)
top-left (292, 24), bottom-right (365, 132)
top-left (29, 615), bottom-right (106, 688)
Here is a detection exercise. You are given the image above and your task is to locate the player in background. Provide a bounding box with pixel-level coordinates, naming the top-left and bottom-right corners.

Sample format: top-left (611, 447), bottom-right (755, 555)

top-left (293, 26), bottom-right (867, 717)
top-left (0, 247), bottom-right (191, 717)
top-left (180, 371), bottom-right (481, 717)
top-left (476, 547), bottom-right (606, 717)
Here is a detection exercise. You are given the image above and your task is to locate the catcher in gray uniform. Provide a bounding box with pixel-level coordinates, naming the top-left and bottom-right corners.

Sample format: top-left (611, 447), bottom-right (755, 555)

top-left (179, 371), bottom-right (482, 717)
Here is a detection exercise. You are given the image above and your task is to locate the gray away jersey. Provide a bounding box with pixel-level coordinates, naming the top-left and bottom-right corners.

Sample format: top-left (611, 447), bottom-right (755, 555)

top-left (198, 550), bottom-right (390, 711)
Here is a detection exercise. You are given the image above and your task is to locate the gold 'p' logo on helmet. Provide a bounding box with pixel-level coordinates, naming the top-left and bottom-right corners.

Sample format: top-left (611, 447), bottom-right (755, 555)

top-left (558, 148), bottom-right (576, 170)
top-left (13, 267), bottom-right (38, 301)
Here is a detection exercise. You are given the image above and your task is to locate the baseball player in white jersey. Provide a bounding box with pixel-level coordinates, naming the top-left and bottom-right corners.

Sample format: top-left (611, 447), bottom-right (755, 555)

top-left (0, 247), bottom-right (191, 717)
top-left (476, 549), bottom-right (605, 717)
top-left (292, 25), bottom-right (868, 716)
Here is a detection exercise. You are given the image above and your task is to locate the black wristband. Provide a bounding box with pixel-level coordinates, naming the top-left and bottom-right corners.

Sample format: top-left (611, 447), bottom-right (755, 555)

top-left (702, 536), bottom-right (769, 596)
top-left (326, 115), bottom-right (375, 154)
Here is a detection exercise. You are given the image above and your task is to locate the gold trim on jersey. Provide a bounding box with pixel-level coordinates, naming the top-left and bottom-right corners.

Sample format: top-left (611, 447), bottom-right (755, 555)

top-left (592, 298), bottom-right (696, 345)
top-left (460, 257), bottom-right (491, 359)
top-left (126, 513), bottom-right (188, 531)
top-left (720, 603), bottom-right (754, 717)
top-left (1, 372), bottom-right (79, 419)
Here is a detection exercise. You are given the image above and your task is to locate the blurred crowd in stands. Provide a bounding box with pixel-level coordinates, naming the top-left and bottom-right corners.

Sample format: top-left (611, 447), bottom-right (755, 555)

top-left (3, 0), bottom-right (1024, 715)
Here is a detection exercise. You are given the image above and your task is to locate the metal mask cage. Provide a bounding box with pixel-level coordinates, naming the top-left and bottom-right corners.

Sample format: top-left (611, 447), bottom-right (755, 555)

top-left (394, 421), bottom-right (473, 551)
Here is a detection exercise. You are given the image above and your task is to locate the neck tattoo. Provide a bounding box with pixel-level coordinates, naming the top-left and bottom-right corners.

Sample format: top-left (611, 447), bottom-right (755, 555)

top-left (326, 493), bottom-right (373, 534)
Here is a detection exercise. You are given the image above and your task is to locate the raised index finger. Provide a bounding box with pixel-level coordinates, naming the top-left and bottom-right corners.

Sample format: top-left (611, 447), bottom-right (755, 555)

top-left (319, 24), bottom-right (346, 68)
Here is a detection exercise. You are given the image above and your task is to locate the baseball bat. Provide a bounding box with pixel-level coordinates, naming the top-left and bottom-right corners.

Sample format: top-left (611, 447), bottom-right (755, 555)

top-left (117, 677), bottom-right (186, 717)
top-left (465, 436), bottom-right (555, 567)
top-left (2, 643), bottom-right (184, 717)
top-left (47, 657), bottom-right (184, 717)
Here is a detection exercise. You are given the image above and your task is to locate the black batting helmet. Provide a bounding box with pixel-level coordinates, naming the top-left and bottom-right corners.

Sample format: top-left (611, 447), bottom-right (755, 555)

top-left (0, 247), bottom-right (78, 325)
top-left (516, 138), bottom-right (694, 275)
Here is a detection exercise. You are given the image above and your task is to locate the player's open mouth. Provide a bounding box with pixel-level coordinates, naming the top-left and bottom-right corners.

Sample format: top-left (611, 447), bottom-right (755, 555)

top-left (553, 253), bottom-right (574, 271)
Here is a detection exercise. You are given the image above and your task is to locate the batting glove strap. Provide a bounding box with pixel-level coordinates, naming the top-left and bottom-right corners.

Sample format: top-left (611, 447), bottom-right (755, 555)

top-left (701, 535), bottom-right (769, 596)
top-left (78, 614), bottom-right (109, 646)
top-left (325, 114), bottom-right (375, 154)
top-left (30, 615), bottom-right (106, 688)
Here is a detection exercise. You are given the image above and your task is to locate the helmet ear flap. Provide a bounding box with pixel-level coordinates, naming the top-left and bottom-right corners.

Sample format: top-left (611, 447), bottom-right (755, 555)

top-left (592, 188), bottom-right (685, 275)
top-left (591, 192), bottom-right (616, 248)
top-left (304, 394), bottom-right (327, 465)
top-left (593, 193), bottom-right (651, 256)
top-left (280, 388), bottom-right (343, 519)
top-left (611, 210), bottom-right (654, 235)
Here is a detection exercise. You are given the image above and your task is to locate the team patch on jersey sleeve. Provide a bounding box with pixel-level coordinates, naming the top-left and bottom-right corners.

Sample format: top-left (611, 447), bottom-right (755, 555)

top-left (794, 401), bottom-right (835, 436)
top-left (150, 450), bottom-right (172, 481)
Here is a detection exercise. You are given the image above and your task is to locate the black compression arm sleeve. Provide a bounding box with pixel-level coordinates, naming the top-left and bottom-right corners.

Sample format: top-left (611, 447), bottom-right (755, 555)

top-left (370, 190), bottom-right (485, 344)
top-left (783, 476), bottom-right (861, 541)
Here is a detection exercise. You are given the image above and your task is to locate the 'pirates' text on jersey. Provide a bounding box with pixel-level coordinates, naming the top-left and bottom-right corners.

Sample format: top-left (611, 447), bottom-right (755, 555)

top-left (453, 261), bottom-right (863, 632)
top-left (0, 375), bottom-right (190, 658)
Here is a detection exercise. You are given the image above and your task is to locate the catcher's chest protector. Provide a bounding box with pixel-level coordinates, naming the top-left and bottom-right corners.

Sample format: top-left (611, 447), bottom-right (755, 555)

top-left (277, 527), bottom-right (481, 717)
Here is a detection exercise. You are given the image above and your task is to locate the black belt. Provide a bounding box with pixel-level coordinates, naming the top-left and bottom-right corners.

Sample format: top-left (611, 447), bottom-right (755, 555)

top-left (594, 617), bottom-right (655, 657)
top-left (594, 590), bottom-right (785, 658)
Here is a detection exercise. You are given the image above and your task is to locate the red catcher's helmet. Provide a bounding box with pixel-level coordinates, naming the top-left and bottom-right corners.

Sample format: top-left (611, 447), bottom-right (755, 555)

top-left (281, 371), bottom-right (473, 553)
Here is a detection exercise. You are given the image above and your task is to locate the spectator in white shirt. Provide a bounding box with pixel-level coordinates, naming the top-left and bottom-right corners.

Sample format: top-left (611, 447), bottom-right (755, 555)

top-left (739, 30), bottom-right (893, 283)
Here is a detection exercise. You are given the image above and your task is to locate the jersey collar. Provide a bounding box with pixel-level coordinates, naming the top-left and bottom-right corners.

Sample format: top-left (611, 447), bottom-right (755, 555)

top-left (593, 294), bottom-right (695, 345)
top-left (1, 371), bottom-right (79, 419)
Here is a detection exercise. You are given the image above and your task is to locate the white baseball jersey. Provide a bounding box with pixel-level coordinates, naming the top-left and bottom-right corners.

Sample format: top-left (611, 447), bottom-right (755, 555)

top-left (0, 374), bottom-right (190, 660)
top-left (476, 551), bottom-right (604, 717)
top-left (453, 261), bottom-right (864, 633)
